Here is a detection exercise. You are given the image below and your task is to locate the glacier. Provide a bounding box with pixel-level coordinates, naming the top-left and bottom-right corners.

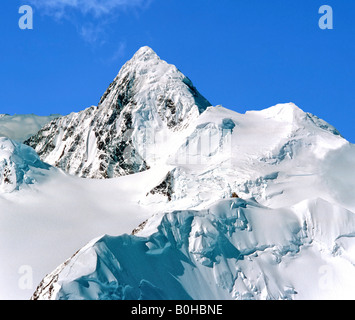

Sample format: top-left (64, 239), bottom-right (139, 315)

top-left (1, 46), bottom-right (355, 300)
top-left (31, 198), bottom-right (355, 300)
top-left (0, 137), bottom-right (50, 193)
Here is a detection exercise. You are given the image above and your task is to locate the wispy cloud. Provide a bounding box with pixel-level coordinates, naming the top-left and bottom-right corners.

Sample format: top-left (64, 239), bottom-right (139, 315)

top-left (78, 22), bottom-right (106, 44)
top-left (27, 0), bottom-right (151, 18)
top-left (109, 41), bottom-right (127, 61)
top-left (27, 0), bottom-right (153, 43)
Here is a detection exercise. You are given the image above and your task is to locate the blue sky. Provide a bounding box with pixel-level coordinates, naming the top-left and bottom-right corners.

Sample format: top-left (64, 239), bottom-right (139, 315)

top-left (1, 0), bottom-right (354, 142)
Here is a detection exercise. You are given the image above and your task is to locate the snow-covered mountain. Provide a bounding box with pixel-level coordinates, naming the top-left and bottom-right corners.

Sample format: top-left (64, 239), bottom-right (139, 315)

top-left (2, 46), bottom-right (355, 300)
top-left (25, 46), bottom-right (211, 179)
top-left (30, 96), bottom-right (355, 300)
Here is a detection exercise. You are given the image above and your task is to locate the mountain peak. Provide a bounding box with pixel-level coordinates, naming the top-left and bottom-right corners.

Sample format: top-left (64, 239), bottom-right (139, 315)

top-left (132, 46), bottom-right (159, 61)
top-left (26, 46), bottom-right (211, 179)
top-left (247, 103), bottom-right (305, 123)
top-left (98, 45), bottom-right (211, 112)
top-left (114, 46), bottom-right (165, 82)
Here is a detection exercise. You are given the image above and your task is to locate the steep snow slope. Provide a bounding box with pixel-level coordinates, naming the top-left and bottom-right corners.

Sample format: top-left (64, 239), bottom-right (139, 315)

top-left (32, 198), bottom-right (355, 300)
top-left (0, 114), bottom-right (60, 142)
top-left (25, 46), bottom-right (211, 179)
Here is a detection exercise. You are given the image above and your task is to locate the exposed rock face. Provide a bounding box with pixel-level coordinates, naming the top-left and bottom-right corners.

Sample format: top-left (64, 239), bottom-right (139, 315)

top-left (148, 171), bottom-right (174, 201)
top-left (25, 46), bottom-right (211, 179)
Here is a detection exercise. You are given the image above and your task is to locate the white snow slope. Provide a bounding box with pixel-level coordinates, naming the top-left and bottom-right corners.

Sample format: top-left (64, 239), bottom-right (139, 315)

top-left (1, 46), bottom-right (355, 300)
